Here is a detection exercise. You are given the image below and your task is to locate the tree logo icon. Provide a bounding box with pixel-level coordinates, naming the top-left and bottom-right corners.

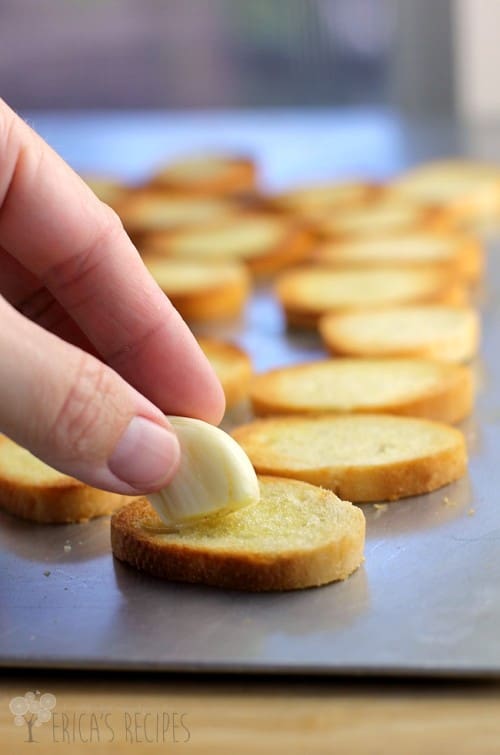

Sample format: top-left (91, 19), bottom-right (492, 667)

top-left (9, 691), bottom-right (56, 742)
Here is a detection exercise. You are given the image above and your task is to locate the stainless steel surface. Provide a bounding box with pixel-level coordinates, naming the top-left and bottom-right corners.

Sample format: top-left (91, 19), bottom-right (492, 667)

top-left (1, 111), bottom-right (500, 676)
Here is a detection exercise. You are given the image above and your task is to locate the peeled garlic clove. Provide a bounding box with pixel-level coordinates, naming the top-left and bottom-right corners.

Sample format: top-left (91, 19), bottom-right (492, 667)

top-left (147, 416), bottom-right (260, 526)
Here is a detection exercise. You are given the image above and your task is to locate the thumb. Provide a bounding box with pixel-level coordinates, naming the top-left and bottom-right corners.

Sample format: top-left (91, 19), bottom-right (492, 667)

top-left (0, 296), bottom-right (180, 495)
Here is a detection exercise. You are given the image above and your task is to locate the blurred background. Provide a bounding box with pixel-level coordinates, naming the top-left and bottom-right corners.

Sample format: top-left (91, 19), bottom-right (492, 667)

top-left (1, 0), bottom-right (451, 111)
top-left (1, 0), bottom-right (498, 183)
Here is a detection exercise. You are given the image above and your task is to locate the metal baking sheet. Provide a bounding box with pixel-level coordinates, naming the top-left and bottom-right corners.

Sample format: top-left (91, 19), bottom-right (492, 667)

top-left (0, 253), bottom-right (498, 677)
top-left (1, 111), bottom-right (500, 677)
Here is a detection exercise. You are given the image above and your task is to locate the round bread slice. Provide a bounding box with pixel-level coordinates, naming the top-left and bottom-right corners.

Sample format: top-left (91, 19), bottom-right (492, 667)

top-left (391, 160), bottom-right (500, 223)
top-left (271, 181), bottom-right (377, 219)
top-left (250, 358), bottom-right (473, 424)
top-left (145, 259), bottom-right (250, 321)
top-left (117, 192), bottom-right (238, 236)
top-left (141, 214), bottom-right (315, 276)
top-left (312, 232), bottom-right (483, 282)
top-left (148, 154), bottom-right (256, 196)
top-left (315, 196), bottom-right (451, 240)
top-left (275, 266), bottom-right (466, 327)
top-left (0, 436), bottom-right (128, 523)
top-left (110, 476), bottom-right (365, 591)
top-left (199, 338), bottom-right (252, 409)
top-left (231, 415), bottom-right (467, 502)
top-left (319, 305), bottom-right (480, 362)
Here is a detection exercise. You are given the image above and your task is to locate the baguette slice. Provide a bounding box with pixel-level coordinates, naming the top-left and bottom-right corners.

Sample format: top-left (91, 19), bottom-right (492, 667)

top-left (145, 258), bottom-right (250, 322)
top-left (315, 196), bottom-right (452, 240)
top-left (111, 476), bottom-right (365, 591)
top-left (199, 338), bottom-right (252, 409)
top-left (250, 358), bottom-right (473, 424)
top-left (391, 159), bottom-right (500, 223)
top-left (0, 436), bottom-right (128, 523)
top-left (117, 192), bottom-right (238, 236)
top-left (141, 214), bottom-right (314, 276)
top-left (271, 181), bottom-right (377, 219)
top-left (275, 266), bottom-right (466, 327)
top-left (232, 415), bottom-right (467, 502)
top-left (319, 305), bottom-right (480, 363)
top-left (148, 154), bottom-right (256, 196)
top-left (312, 232), bottom-right (483, 282)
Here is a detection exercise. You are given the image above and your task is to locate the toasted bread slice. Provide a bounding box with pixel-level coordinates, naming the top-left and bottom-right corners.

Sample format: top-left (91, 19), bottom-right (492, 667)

top-left (0, 436), bottom-right (127, 523)
top-left (312, 232), bottom-right (483, 283)
top-left (315, 196), bottom-right (452, 240)
top-left (117, 191), bottom-right (238, 237)
top-left (232, 415), bottom-right (467, 502)
top-left (110, 475), bottom-right (365, 591)
top-left (319, 305), bottom-right (480, 362)
top-left (145, 258), bottom-right (250, 321)
top-left (141, 214), bottom-right (315, 276)
top-left (391, 159), bottom-right (500, 223)
top-left (271, 181), bottom-right (377, 219)
top-left (250, 358), bottom-right (473, 424)
top-left (148, 154), bottom-right (256, 196)
top-left (275, 266), bottom-right (466, 327)
top-left (198, 338), bottom-right (252, 408)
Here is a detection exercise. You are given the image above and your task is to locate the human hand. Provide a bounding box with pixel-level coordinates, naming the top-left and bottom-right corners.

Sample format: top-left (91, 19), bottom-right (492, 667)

top-left (0, 100), bottom-right (225, 495)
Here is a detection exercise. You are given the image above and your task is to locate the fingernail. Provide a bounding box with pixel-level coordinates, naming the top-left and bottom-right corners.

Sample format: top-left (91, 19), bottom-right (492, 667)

top-left (108, 416), bottom-right (180, 490)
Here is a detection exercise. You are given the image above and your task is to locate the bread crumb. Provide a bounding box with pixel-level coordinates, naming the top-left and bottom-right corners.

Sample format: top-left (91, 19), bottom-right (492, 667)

top-left (443, 496), bottom-right (457, 507)
top-left (373, 503), bottom-right (389, 519)
top-left (468, 508), bottom-right (476, 516)
top-left (64, 544), bottom-right (72, 553)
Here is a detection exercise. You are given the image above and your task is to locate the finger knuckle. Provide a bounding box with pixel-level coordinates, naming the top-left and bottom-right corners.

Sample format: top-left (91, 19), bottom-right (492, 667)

top-left (91, 204), bottom-right (125, 253)
top-left (42, 206), bottom-right (124, 296)
top-left (52, 354), bottom-right (117, 460)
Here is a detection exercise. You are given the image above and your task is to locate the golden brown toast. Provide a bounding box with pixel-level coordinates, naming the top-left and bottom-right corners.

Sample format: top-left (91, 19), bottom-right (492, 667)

top-left (141, 213), bottom-right (315, 276)
top-left (198, 338), bottom-right (252, 409)
top-left (319, 305), bottom-right (480, 362)
top-left (145, 258), bottom-right (250, 322)
top-left (0, 436), bottom-right (128, 523)
top-left (110, 476), bottom-right (365, 591)
top-left (312, 232), bottom-right (483, 283)
top-left (275, 266), bottom-right (467, 327)
top-left (249, 358), bottom-right (473, 424)
top-left (232, 415), bottom-right (467, 502)
top-left (148, 154), bottom-right (257, 196)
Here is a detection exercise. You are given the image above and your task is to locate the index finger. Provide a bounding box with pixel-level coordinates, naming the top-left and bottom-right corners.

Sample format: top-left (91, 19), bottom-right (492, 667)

top-left (0, 100), bottom-right (225, 424)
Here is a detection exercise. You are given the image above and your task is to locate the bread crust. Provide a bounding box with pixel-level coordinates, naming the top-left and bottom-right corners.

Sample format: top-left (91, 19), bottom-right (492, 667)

top-left (168, 276), bottom-right (249, 322)
top-left (231, 416), bottom-right (467, 503)
top-left (0, 437), bottom-right (127, 523)
top-left (110, 477), bottom-right (365, 591)
top-left (250, 359), bottom-right (473, 424)
top-left (145, 260), bottom-right (250, 322)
